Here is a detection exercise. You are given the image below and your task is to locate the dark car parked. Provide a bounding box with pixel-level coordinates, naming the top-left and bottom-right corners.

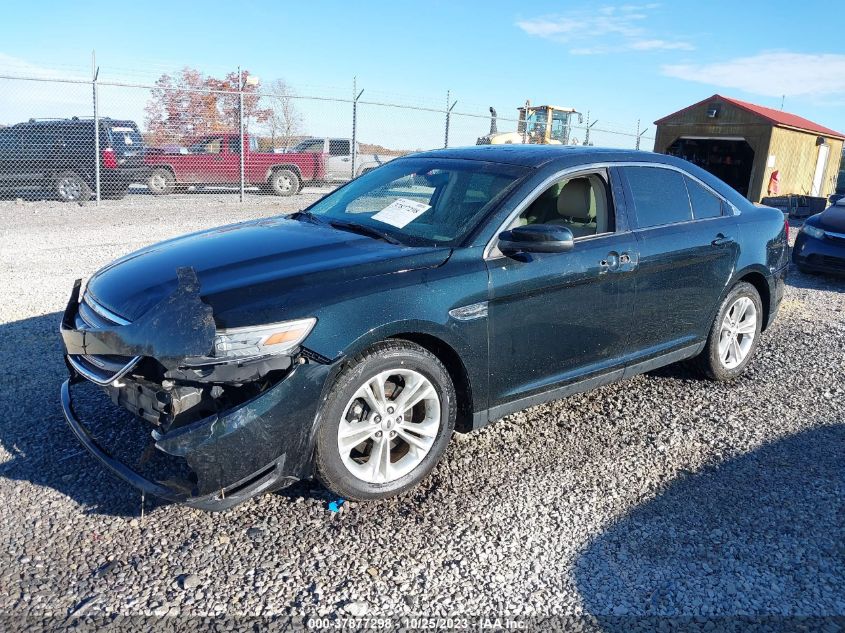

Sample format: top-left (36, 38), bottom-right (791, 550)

top-left (0, 117), bottom-right (148, 201)
top-left (59, 146), bottom-right (789, 510)
top-left (792, 197), bottom-right (845, 275)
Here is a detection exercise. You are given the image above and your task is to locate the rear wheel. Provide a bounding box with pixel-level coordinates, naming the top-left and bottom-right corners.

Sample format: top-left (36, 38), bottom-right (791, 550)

top-left (147, 168), bottom-right (175, 196)
top-left (268, 168), bottom-right (300, 196)
top-left (315, 341), bottom-right (455, 500)
top-left (55, 171), bottom-right (91, 202)
top-left (695, 282), bottom-right (762, 381)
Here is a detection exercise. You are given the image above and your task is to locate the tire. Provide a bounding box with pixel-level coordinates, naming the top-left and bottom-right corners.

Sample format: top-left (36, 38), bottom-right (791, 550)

top-left (314, 340), bottom-right (456, 500)
top-left (694, 282), bottom-right (763, 381)
top-left (55, 171), bottom-right (91, 202)
top-left (147, 168), bottom-right (175, 196)
top-left (268, 168), bottom-right (300, 196)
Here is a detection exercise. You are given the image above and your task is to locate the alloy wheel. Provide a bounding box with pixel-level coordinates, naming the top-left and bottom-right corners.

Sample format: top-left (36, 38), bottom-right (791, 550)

top-left (337, 369), bottom-right (440, 484)
top-left (57, 176), bottom-right (82, 200)
top-left (718, 296), bottom-right (757, 369)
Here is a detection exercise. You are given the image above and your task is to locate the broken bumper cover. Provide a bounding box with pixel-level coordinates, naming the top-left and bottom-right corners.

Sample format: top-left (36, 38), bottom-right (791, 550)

top-left (61, 359), bottom-right (334, 511)
top-left (58, 267), bottom-right (337, 511)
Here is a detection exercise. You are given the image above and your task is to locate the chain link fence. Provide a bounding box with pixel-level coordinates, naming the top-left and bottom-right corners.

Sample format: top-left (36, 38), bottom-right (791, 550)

top-left (0, 58), bottom-right (656, 204)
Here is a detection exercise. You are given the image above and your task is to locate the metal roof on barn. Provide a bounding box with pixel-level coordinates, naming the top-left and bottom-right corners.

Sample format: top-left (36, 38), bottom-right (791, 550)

top-left (655, 94), bottom-right (845, 140)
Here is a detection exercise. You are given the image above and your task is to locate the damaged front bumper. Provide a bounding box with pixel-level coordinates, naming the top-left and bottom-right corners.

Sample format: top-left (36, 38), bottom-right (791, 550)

top-left (58, 269), bottom-right (336, 511)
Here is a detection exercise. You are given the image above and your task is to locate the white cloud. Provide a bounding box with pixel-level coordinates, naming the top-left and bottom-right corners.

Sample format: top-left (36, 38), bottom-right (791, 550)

top-left (630, 39), bottom-right (695, 51)
top-left (515, 4), bottom-right (693, 54)
top-left (662, 52), bottom-right (845, 97)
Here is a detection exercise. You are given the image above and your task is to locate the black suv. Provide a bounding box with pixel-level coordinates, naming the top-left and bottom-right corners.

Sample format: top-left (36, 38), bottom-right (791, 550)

top-left (0, 117), bottom-right (148, 202)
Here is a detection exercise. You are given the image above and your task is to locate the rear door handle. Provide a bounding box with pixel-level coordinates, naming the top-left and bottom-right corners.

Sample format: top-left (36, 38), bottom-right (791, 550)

top-left (712, 233), bottom-right (734, 246)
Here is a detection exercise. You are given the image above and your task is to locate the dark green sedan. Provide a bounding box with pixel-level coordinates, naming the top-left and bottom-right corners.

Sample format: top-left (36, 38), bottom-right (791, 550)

top-left (59, 145), bottom-right (789, 510)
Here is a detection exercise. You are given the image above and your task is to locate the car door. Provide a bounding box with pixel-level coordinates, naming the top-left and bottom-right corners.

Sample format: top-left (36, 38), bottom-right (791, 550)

top-left (187, 136), bottom-right (229, 184)
top-left (327, 139), bottom-right (351, 181)
top-left (0, 127), bottom-right (23, 189)
top-left (486, 168), bottom-right (638, 408)
top-left (619, 165), bottom-right (739, 359)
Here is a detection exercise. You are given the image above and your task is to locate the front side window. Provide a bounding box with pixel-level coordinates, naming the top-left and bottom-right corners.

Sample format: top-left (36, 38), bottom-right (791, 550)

top-left (685, 176), bottom-right (723, 219)
top-left (328, 139), bottom-right (350, 156)
top-left (624, 166), bottom-right (692, 228)
top-left (303, 158), bottom-right (527, 246)
top-left (515, 173), bottom-right (612, 238)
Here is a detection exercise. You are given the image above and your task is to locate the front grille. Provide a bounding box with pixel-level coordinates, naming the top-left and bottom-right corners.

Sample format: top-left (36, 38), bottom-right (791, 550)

top-left (68, 293), bottom-right (140, 385)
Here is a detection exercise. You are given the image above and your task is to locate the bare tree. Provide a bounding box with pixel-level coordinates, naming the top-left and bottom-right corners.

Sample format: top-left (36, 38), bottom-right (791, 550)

top-left (264, 79), bottom-right (303, 150)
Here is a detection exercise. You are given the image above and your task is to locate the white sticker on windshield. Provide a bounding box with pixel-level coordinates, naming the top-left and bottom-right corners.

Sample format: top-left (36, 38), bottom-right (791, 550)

top-left (371, 198), bottom-right (431, 228)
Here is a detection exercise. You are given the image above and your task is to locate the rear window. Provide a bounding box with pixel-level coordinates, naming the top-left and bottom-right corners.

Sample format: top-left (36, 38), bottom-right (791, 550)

top-left (107, 124), bottom-right (144, 152)
top-left (624, 166), bottom-right (693, 228)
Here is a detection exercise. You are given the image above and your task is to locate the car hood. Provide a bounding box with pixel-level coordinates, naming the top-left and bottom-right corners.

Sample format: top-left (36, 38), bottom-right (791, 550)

top-left (814, 205), bottom-right (845, 233)
top-left (86, 217), bottom-right (451, 324)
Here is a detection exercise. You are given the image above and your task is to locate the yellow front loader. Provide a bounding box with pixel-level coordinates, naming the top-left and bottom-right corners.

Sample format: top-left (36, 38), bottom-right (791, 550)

top-left (477, 101), bottom-right (582, 145)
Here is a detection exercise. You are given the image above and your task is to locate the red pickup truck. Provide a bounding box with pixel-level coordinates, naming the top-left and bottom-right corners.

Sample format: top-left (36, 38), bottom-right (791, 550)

top-left (144, 133), bottom-right (324, 196)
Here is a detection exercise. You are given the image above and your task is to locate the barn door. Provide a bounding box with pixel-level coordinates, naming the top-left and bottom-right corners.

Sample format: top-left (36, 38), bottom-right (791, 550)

top-left (811, 143), bottom-right (830, 197)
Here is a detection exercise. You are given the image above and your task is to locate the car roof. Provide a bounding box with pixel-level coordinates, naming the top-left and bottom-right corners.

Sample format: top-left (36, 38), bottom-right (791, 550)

top-left (408, 145), bottom-right (675, 168)
top-left (403, 144), bottom-right (754, 211)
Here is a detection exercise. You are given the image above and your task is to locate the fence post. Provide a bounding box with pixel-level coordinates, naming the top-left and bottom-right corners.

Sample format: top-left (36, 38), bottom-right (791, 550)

top-left (444, 91), bottom-right (457, 149)
top-left (238, 66), bottom-right (245, 203)
top-left (91, 50), bottom-right (100, 205)
top-left (351, 77), bottom-right (364, 180)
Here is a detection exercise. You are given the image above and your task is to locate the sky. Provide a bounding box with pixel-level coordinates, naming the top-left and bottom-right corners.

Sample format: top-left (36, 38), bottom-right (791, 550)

top-left (1, 0), bottom-right (844, 150)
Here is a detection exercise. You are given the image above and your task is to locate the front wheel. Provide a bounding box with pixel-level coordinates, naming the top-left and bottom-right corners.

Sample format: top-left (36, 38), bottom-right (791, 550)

top-left (268, 168), bottom-right (300, 196)
top-left (314, 341), bottom-right (455, 500)
top-left (694, 282), bottom-right (763, 381)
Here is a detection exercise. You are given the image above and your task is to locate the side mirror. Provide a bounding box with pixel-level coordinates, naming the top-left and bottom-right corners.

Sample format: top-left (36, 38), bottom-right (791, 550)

top-left (498, 224), bottom-right (575, 255)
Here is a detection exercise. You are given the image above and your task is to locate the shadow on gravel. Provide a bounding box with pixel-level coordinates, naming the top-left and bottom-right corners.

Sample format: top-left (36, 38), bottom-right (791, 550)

top-left (574, 424), bottom-right (845, 623)
top-left (0, 312), bottom-right (151, 517)
top-left (787, 263), bottom-right (845, 293)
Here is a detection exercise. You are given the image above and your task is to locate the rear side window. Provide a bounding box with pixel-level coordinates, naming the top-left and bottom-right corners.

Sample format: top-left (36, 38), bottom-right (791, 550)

top-left (624, 166), bottom-right (692, 228)
top-left (685, 176), bottom-right (723, 219)
top-left (296, 139), bottom-right (325, 153)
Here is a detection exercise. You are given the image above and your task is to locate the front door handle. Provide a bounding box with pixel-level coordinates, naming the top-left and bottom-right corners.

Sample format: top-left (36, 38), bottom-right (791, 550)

top-left (712, 233), bottom-right (734, 246)
top-left (599, 252), bottom-right (619, 272)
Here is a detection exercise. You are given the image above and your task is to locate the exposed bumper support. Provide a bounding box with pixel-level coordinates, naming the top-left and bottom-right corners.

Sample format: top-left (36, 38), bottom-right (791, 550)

top-left (61, 356), bottom-right (337, 511)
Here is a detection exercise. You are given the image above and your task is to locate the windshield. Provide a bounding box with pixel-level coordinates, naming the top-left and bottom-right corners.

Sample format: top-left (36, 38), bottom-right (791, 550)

top-left (302, 158), bottom-right (529, 246)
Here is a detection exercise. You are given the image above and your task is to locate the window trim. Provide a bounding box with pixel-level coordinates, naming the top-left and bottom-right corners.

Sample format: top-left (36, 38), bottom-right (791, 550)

top-left (483, 161), bottom-right (738, 260)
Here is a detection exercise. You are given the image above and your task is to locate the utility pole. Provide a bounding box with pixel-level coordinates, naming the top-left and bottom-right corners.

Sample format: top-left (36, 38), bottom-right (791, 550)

top-left (584, 111), bottom-right (598, 146)
top-left (351, 77), bottom-right (364, 180)
top-left (444, 91), bottom-right (457, 148)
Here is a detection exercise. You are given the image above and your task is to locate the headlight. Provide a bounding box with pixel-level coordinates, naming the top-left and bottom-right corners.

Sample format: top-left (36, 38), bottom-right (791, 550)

top-left (802, 224), bottom-right (825, 239)
top-left (213, 318), bottom-right (316, 361)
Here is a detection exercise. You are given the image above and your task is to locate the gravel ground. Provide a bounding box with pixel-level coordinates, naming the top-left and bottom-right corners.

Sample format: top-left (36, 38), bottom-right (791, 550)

top-left (0, 194), bottom-right (843, 628)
